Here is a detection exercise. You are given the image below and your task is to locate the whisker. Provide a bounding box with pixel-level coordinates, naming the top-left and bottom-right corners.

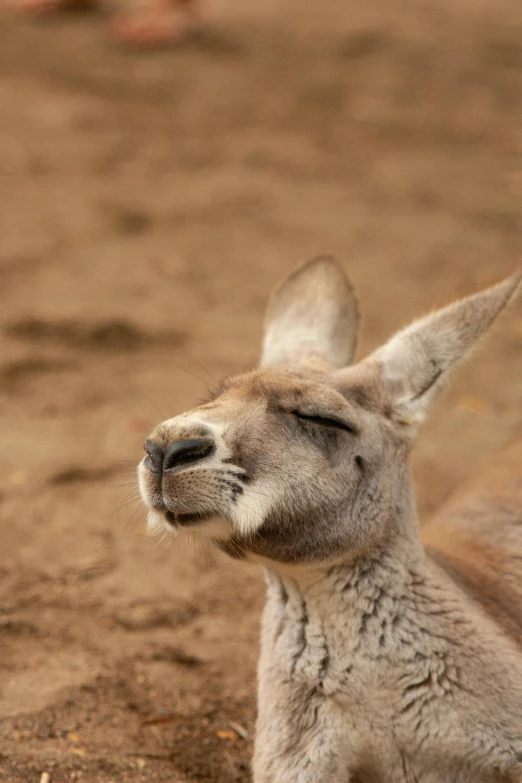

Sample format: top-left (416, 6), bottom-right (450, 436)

top-left (132, 384), bottom-right (168, 420)
top-left (169, 356), bottom-right (214, 391)
top-left (176, 345), bottom-right (219, 384)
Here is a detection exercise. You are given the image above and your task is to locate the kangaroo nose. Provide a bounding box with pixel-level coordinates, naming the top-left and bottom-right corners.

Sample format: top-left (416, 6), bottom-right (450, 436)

top-left (143, 440), bottom-right (164, 473)
top-left (144, 438), bottom-right (214, 474)
top-left (163, 438), bottom-right (214, 471)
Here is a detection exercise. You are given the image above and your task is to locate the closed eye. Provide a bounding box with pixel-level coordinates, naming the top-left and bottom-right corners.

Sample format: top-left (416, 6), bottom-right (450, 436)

top-left (291, 410), bottom-right (356, 434)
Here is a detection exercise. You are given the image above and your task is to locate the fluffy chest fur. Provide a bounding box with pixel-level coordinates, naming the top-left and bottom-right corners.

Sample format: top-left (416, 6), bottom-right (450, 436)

top-left (255, 554), bottom-right (522, 783)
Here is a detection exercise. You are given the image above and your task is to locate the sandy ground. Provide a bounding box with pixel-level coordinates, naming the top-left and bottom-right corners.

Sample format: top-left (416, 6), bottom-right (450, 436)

top-left (0, 0), bottom-right (521, 780)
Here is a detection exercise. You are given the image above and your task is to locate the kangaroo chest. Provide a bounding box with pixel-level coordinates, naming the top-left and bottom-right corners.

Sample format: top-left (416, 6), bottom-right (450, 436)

top-left (258, 577), bottom-right (518, 783)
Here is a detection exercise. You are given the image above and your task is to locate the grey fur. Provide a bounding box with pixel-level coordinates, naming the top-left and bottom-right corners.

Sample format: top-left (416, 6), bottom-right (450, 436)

top-left (138, 259), bottom-right (522, 782)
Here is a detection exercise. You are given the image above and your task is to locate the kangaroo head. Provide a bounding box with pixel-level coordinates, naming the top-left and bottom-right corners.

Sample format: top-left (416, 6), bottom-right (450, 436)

top-left (138, 258), bottom-right (520, 565)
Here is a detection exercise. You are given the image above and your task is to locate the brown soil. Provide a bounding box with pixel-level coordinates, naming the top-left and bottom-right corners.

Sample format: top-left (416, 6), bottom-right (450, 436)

top-left (0, 1), bottom-right (521, 781)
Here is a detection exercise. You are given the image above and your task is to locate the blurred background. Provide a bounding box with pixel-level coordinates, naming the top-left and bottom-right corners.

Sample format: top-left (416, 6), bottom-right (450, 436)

top-left (0, 1), bottom-right (521, 781)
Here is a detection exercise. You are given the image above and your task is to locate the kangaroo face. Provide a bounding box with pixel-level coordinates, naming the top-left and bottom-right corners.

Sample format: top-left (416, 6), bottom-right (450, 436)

top-left (138, 362), bottom-right (409, 564)
top-left (138, 257), bottom-right (521, 565)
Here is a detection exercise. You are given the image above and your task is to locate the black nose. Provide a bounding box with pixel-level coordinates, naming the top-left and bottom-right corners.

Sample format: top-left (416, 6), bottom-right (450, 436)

top-left (163, 438), bottom-right (214, 471)
top-left (144, 438), bottom-right (214, 474)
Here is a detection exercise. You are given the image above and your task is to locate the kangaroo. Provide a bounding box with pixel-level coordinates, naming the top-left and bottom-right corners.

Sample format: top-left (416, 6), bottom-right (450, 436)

top-left (138, 258), bottom-right (522, 782)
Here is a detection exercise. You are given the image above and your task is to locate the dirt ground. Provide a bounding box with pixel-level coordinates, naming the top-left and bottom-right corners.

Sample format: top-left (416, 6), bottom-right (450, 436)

top-left (0, 0), bottom-right (521, 780)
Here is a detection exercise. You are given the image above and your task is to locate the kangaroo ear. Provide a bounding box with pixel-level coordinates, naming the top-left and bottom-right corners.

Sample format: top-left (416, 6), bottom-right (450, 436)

top-left (260, 257), bottom-right (359, 370)
top-left (366, 271), bottom-right (521, 425)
